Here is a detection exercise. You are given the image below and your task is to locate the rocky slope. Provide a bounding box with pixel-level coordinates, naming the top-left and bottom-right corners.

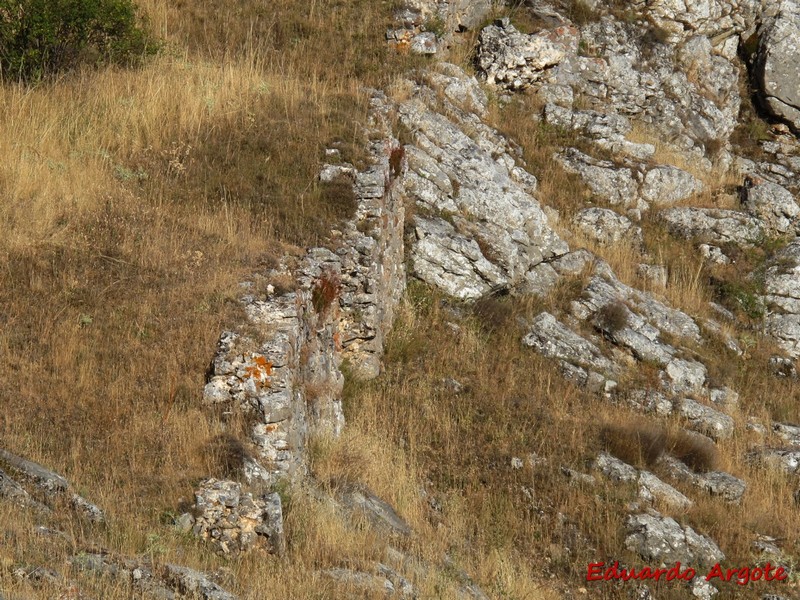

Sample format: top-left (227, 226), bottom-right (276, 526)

top-left (5, 0), bottom-right (800, 598)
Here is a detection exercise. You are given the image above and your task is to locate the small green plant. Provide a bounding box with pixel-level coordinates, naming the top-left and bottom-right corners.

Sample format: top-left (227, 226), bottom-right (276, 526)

top-left (145, 532), bottom-right (167, 558)
top-left (424, 15), bottom-right (446, 38)
top-left (711, 278), bottom-right (765, 320)
top-left (272, 477), bottom-right (293, 514)
top-left (0, 0), bottom-right (157, 82)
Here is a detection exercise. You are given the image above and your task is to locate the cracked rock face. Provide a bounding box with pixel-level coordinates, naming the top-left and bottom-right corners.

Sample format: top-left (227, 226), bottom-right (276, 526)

top-left (625, 510), bottom-right (725, 567)
top-left (478, 16), bottom-right (741, 156)
top-left (556, 147), bottom-right (702, 212)
top-left (397, 64), bottom-right (568, 295)
top-left (677, 398), bottom-right (735, 440)
top-left (412, 217), bottom-right (508, 299)
top-left (573, 207), bottom-right (642, 246)
top-left (741, 179), bottom-right (800, 236)
top-left (755, 0), bottom-right (800, 133)
top-left (659, 207), bottom-right (764, 246)
top-left (762, 240), bottom-right (800, 356)
top-left (523, 312), bottom-right (617, 379)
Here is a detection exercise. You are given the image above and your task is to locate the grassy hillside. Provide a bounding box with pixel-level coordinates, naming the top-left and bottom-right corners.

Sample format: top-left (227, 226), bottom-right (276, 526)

top-left (3, 1), bottom-right (800, 599)
top-left (0, 1), bottom-right (427, 597)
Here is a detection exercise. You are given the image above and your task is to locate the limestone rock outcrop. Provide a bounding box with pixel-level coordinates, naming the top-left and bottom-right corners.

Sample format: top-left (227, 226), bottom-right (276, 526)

top-left (625, 510), bottom-right (725, 567)
top-left (396, 63), bottom-right (568, 297)
top-left (754, 0), bottom-right (800, 132)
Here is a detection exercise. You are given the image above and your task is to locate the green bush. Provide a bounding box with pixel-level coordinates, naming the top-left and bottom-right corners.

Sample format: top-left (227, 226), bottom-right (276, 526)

top-left (0, 0), bottom-right (156, 81)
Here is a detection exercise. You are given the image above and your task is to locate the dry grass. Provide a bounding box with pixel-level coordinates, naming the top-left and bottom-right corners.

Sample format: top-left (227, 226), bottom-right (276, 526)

top-left (335, 276), bottom-right (800, 598)
top-left (0, 0), bottom-right (435, 597)
top-left (460, 48), bottom-right (800, 597)
top-left (4, 1), bottom-right (800, 598)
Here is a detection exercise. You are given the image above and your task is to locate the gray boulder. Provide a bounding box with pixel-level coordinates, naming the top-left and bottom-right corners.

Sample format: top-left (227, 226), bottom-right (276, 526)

top-left (573, 208), bottom-right (643, 246)
top-left (595, 452), bottom-right (638, 483)
top-left (678, 398), bottom-right (734, 440)
top-left (543, 104), bottom-right (655, 160)
top-left (0, 448), bottom-right (104, 522)
top-left (741, 179), bottom-right (800, 236)
top-left (625, 510), bottom-right (725, 567)
top-left (774, 422), bottom-right (800, 445)
top-left (641, 165), bottom-right (702, 206)
top-left (595, 453), bottom-right (692, 509)
top-left (754, 1), bottom-right (800, 133)
top-left (749, 447), bottom-right (800, 473)
top-left (0, 467), bottom-right (49, 513)
top-left (664, 359), bottom-right (708, 394)
top-left (659, 207), bottom-right (764, 246)
top-left (658, 455), bottom-right (746, 503)
top-left (335, 482), bottom-right (413, 537)
top-left (410, 32), bottom-right (437, 55)
top-left (412, 217), bottom-right (508, 300)
top-left (162, 565), bottom-right (238, 600)
top-left (638, 471), bottom-right (694, 511)
top-left (523, 312), bottom-right (617, 378)
top-left (572, 269), bottom-right (702, 342)
top-left (556, 148), bottom-right (641, 208)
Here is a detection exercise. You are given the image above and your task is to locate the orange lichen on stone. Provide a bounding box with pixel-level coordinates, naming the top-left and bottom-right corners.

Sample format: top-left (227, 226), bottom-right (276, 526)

top-left (244, 355), bottom-right (273, 388)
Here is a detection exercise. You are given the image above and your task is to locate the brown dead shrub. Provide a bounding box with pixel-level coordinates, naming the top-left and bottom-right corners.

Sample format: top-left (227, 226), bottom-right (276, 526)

top-left (596, 301), bottom-right (630, 334)
top-left (312, 269), bottom-right (341, 315)
top-left (600, 422), bottom-right (667, 467)
top-left (668, 429), bottom-right (719, 473)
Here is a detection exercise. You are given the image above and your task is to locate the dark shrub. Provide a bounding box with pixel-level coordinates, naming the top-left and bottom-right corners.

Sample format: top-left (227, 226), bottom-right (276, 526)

top-left (0, 0), bottom-right (156, 82)
top-left (596, 301), bottom-right (630, 334)
top-left (600, 422), bottom-right (666, 467)
top-left (668, 429), bottom-right (719, 472)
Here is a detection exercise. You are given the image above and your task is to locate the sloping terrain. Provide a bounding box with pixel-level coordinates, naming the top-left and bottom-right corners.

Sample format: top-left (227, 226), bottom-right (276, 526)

top-left (3, 1), bottom-right (800, 599)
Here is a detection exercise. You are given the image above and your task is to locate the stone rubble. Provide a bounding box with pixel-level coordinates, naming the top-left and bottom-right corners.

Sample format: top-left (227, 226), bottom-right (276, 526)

top-left (191, 478), bottom-right (284, 555)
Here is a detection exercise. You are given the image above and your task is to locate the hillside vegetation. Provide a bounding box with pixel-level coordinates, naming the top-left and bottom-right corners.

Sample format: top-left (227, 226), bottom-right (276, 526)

top-left (3, 0), bottom-right (800, 599)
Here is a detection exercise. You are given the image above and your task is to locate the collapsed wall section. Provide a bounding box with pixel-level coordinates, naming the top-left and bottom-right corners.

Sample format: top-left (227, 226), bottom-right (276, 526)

top-left (201, 96), bottom-right (406, 487)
